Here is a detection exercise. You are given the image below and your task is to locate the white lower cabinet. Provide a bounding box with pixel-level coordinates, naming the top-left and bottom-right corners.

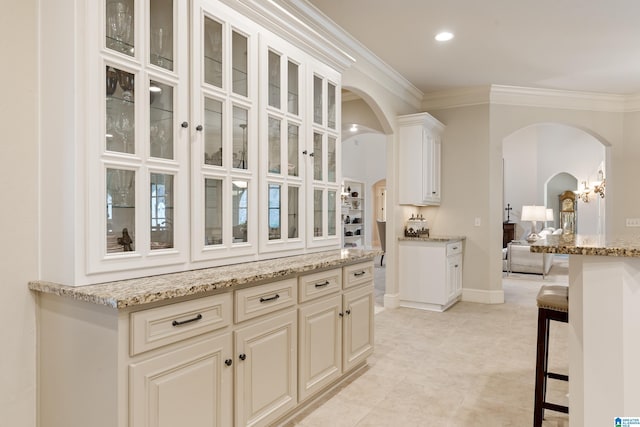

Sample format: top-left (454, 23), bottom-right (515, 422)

top-left (234, 309), bottom-right (298, 427)
top-left (298, 294), bottom-right (343, 401)
top-left (298, 268), bottom-right (374, 402)
top-left (342, 284), bottom-right (375, 372)
top-left (129, 333), bottom-right (233, 427)
top-left (399, 239), bottom-right (464, 312)
top-left (34, 260), bottom-right (374, 427)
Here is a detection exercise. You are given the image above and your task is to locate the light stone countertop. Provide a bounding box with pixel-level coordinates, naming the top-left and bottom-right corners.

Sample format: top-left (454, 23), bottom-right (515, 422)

top-left (398, 235), bottom-right (466, 242)
top-left (29, 249), bottom-right (380, 309)
top-left (530, 234), bottom-right (640, 257)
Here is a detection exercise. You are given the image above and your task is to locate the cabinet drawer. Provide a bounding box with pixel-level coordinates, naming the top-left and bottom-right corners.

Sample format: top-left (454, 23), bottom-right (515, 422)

top-left (447, 241), bottom-right (463, 256)
top-left (343, 262), bottom-right (374, 289)
top-left (299, 268), bottom-right (341, 303)
top-left (130, 293), bottom-right (232, 356)
top-left (235, 278), bottom-right (297, 323)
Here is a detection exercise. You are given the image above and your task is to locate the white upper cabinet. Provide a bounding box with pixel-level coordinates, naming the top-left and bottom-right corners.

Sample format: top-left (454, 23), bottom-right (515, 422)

top-left (39, 0), bottom-right (347, 286)
top-left (397, 113), bottom-right (445, 206)
top-left (190, 2), bottom-right (259, 262)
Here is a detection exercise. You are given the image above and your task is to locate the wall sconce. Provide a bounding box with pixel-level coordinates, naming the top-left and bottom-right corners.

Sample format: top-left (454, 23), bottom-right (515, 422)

top-left (578, 170), bottom-right (606, 203)
top-left (593, 170), bottom-right (606, 199)
top-left (578, 181), bottom-right (591, 203)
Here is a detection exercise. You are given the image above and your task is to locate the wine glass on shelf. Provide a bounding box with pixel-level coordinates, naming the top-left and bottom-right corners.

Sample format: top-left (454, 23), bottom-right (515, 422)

top-left (106, 2), bottom-right (132, 54)
top-left (106, 66), bottom-right (118, 96)
top-left (151, 28), bottom-right (168, 67)
top-left (117, 69), bottom-right (134, 103)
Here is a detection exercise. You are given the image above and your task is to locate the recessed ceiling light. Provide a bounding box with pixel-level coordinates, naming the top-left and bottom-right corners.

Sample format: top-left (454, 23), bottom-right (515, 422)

top-left (435, 31), bottom-right (454, 42)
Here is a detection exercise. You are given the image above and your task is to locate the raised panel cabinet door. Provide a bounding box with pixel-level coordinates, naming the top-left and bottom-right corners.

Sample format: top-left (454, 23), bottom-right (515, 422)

top-left (342, 285), bottom-right (374, 372)
top-left (234, 309), bottom-right (297, 427)
top-left (446, 254), bottom-right (463, 301)
top-left (129, 333), bottom-right (233, 427)
top-left (298, 294), bottom-right (342, 401)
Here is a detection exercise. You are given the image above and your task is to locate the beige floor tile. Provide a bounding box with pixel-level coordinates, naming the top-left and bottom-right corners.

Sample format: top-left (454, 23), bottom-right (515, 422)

top-left (283, 261), bottom-right (570, 426)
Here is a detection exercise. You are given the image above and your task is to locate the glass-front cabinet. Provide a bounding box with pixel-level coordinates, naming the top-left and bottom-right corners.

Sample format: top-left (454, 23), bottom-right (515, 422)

top-left (307, 61), bottom-right (341, 248)
top-left (40, 0), bottom-right (345, 285)
top-left (88, 0), bottom-right (190, 276)
top-left (259, 35), bottom-right (305, 253)
top-left (191, 3), bottom-right (258, 262)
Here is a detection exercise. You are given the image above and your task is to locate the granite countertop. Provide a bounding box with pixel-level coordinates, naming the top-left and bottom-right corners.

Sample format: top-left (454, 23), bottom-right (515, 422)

top-left (29, 249), bottom-right (380, 309)
top-left (530, 234), bottom-right (640, 257)
top-left (398, 235), bottom-right (466, 242)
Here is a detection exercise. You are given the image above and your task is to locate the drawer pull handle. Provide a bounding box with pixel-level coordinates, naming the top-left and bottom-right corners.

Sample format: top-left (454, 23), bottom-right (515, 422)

top-left (171, 313), bottom-right (202, 327)
top-left (452, 246), bottom-right (458, 250)
top-left (354, 271), bottom-right (366, 277)
top-left (259, 294), bottom-right (280, 303)
top-left (455, 264), bottom-right (459, 268)
top-left (315, 281), bottom-right (330, 288)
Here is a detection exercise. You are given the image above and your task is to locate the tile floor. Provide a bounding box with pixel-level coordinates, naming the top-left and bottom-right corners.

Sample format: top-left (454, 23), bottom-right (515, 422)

top-left (285, 256), bottom-right (569, 426)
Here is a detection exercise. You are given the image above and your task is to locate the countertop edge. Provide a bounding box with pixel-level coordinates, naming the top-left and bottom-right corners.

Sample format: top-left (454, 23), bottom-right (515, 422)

top-left (29, 249), bottom-right (381, 309)
top-left (398, 235), bottom-right (466, 242)
top-left (530, 235), bottom-right (640, 257)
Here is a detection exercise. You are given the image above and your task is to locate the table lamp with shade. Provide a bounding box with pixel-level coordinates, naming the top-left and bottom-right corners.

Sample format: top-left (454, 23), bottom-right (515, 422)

top-left (521, 205), bottom-right (547, 242)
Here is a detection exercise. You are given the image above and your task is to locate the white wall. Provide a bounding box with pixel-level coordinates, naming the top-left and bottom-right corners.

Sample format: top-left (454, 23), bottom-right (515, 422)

top-left (0, 1), bottom-right (38, 426)
top-left (503, 123), bottom-right (605, 238)
top-left (342, 132), bottom-right (387, 247)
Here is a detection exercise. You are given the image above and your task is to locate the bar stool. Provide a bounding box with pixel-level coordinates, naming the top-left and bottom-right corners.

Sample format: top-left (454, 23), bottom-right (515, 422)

top-left (534, 285), bottom-right (569, 427)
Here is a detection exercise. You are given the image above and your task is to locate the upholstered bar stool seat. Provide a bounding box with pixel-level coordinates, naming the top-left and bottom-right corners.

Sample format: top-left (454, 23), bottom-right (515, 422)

top-left (533, 285), bottom-right (569, 427)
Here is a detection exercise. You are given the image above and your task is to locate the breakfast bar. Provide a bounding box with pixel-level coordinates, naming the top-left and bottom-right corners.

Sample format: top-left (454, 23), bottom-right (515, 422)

top-left (531, 235), bottom-right (640, 426)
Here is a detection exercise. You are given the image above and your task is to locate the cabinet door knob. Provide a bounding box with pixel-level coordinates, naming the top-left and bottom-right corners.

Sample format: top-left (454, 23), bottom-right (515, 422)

top-left (181, 121), bottom-right (189, 128)
top-left (455, 264), bottom-right (459, 268)
top-left (302, 150), bottom-right (308, 155)
top-left (308, 152), bottom-right (314, 157)
top-left (345, 309), bottom-right (351, 315)
top-left (225, 359), bottom-right (233, 366)
top-left (196, 125), bottom-right (203, 131)
top-left (239, 353), bottom-right (246, 361)
top-left (338, 312), bottom-right (344, 317)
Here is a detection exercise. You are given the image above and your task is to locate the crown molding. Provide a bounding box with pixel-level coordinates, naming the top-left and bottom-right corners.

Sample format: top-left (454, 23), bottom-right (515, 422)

top-left (422, 85), bottom-right (640, 113)
top-left (219, 0), bottom-right (355, 72)
top-left (422, 86), bottom-right (491, 110)
top-left (624, 93), bottom-right (640, 112)
top-left (489, 85), bottom-right (627, 112)
top-left (283, 0), bottom-right (424, 108)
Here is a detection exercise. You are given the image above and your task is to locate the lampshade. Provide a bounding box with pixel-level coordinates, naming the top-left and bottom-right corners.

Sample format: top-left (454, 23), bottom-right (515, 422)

top-left (521, 205), bottom-right (546, 222)
top-left (546, 209), bottom-right (554, 222)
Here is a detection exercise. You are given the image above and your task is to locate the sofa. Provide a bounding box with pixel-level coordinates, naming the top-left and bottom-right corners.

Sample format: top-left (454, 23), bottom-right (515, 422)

top-left (502, 228), bottom-right (561, 276)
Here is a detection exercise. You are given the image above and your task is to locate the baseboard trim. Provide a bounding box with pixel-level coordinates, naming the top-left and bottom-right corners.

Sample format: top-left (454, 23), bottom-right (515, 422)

top-left (383, 292), bottom-right (400, 308)
top-left (462, 288), bottom-right (505, 304)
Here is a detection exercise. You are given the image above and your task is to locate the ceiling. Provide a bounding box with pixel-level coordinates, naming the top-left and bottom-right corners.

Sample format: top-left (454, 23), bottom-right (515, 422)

top-left (305, 0), bottom-right (640, 95)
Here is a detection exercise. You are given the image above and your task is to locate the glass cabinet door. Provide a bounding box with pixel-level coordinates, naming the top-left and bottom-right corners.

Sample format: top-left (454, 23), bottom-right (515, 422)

top-left (192, 3), bottom-right (257, 258)
top-left (106, 168), bottom-right (136, 253)
top-left (150, 173), bottom-right (174, 249)
top-left (149, 80), bottom-right (174, 159)
top-left (106, 66), bottom-right (135, 154)
top-left (106, 0), bottom-right (135, 56)
top-left (149, 0), bottom-right (174, 70)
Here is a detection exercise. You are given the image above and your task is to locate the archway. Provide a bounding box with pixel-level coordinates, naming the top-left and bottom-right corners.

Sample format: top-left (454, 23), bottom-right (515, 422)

top-left (502, 122), bottom-right (607, 262)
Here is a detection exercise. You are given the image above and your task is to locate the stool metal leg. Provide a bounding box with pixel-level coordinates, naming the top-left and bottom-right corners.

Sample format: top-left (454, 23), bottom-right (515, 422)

top-left (534, 308), bottom-right (547, 427)
top-left (534, 308), bottom-right (569, 427)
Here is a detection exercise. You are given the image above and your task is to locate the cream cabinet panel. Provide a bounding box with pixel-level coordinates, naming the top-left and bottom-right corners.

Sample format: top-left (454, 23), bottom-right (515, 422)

top-left (234, 309), bottom-right (297, 427)
top-left (298, 294), bottom-right (342, 401)
top-left (399, 240), bottom-right (464, 312)
top-left (298, 268), bottom-right (341, 303)
top-left (397, 113), bottom-right (445, 206)
top-left (342, 284), bottom-right (374, 372)
top-left (129, 333), bottom-right (233, 427)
